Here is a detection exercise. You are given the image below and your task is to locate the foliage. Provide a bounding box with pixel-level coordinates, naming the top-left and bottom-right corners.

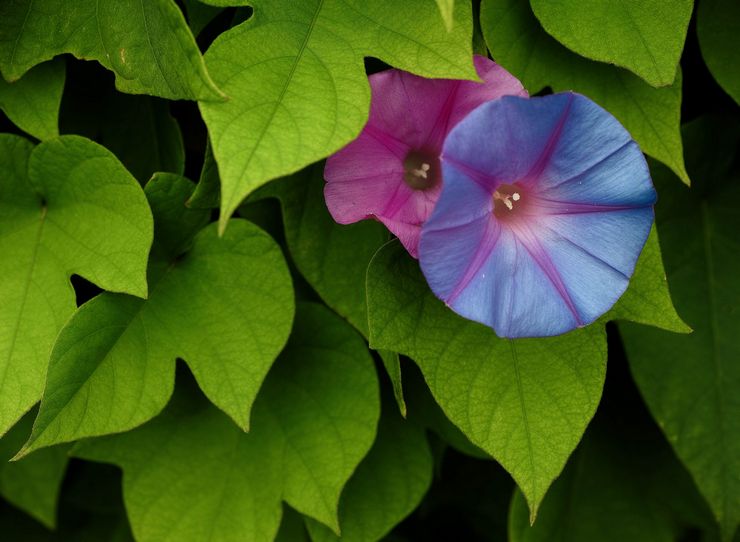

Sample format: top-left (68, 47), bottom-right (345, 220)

top-left (0, 0), bottom-right (737, 540)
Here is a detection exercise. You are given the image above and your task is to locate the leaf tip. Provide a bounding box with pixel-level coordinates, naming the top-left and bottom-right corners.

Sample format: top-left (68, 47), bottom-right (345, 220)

top-left (10, 443), bottom-right (31, 462)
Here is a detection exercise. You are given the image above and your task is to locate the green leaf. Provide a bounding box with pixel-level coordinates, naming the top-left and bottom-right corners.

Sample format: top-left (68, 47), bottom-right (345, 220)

top-left (75, 302), bottom-right (380, 540)
top-left (698, 0), bottom-right (740, 105)
top-left (0, 134), bottom-right (152, 437)
top-left (18, 173), bottom-right (294, 456)
top-left (620, 117), bottom-right (740, 541)
top-left (481, 0), bottom-right (690, 185)
top-left (259, 166), bottom-right (386, 336)
top-left (509, 399), bottom-right (719, 541)
top-left (609, 226), bottom-right (689, 333)
top-left (89, 96), bottom-right (184, 185)
top-left (0, 0), bottom-right (224, 101)
top-left (0, 410), bottom-right (68, 528)
top-left (0, 59), bottom-right (64, 141)
top-left (186, 138), bottom-right (220, 209)
top-left (405, 363), bottom-right (489, 459)
top-left (199, 0), bottom-right (477, 230)
top-left (529, 0), bottom-right (692, 87)
top-left (258, 165), bottom-right (408, 415)
top-left (366, 241), bottom-right (607, 518)
top-left (276, 507), bottom-right (310, 542)
top-left (183, 0), bottom-right (224, 36)
top-left (305, 408), bottom-right (433, 542)
top-left (435, 0), bottom-right (455, 31)
top-left (59, 64), bottom-right (185, 184)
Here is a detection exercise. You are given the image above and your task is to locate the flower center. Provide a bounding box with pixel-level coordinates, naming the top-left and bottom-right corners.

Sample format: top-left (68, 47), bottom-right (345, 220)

top-left (403, 150), bottom-right (441, 190)
top-left (492, 183), bottom-right (524, 219)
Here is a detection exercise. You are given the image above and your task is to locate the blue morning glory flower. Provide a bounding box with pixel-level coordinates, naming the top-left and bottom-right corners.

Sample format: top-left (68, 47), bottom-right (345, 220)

top-left (419, 92), bottom-right (656, 338)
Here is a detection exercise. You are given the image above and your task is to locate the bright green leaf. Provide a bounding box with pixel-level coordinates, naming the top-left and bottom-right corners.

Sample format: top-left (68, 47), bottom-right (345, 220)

top-left (0, 134), bottom-right (152, 437)
top-left (0, 0), bottom-right (224, 101)
top-left (257, 165), bottom-right (408, 415)
top-left (366, 241), bottom-right (607, 518)
top-left (481, 0), bottom-right (690, 185)
top-left (306, 408), bottom-right (433, 542)
top-left (698, 0), bottom-right (740, 105)
top-left (609, 226), bottom-right (689, 333)
top-left (529, 0), bottom-right (692, 87)
top-left (18, 173), bottom-right (294, 456)
top-left (199, 0), bottom-right (476, 230)
top-left (75, 302), bottom-right (380, 541)
top-left (0, 59), bottom-right (64, 141)
top-left (435, 0), bottom-right (455, 31)
top-left (0, 410), bottom-right (68, 528)
top-left (620, 117), bottom-right (740, 541)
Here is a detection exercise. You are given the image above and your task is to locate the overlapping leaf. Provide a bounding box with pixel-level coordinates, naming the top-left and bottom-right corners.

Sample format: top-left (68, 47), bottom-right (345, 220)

top-left (0, 0), bottom-right (224, 101)
top-left (698, 0), bottom-right (740, 105)
top-left (529, 0), bottom-right (692, 87)
top-left (0, 410), bottom-right (68, 528)
top-left (18, 173), bottom-right (294, 457)
top-left (0, 134), bottom-right (152, 437)
top-left (199, 0), bottom-right (477, 230)
top-left (509, 400), bottom-right (718, 541)
top-left (609, 227), bottom-right (689, 333)
top-left (621, 117), bottom-right (740, 540)
top-left (366, 227), bottom-right (684, 517)
top-left (481, 0), bottom-right (690, 185)
top-left (75, 303), bottom-right (380, 541)
top-left (306, 409), bottom-right (433, 542)
top-left (258, 165), bottom-right (406, 414)
top-left (0, 59), bottom-right (64, 141)
top-left (366, 241), bottom-right (607, 517)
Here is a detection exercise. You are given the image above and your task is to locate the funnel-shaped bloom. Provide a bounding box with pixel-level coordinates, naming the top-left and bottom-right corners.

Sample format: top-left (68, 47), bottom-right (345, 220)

top-left (420, 93), bottom-right (656, 338)
top-left (324, 56), bottom-right (526, 257)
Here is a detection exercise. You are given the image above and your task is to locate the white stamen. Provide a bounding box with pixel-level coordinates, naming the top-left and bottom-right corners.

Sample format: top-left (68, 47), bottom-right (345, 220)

top-left (493, 189), bottom-right (520, 211)
top-left (411, 163), bottom-right (430, 179)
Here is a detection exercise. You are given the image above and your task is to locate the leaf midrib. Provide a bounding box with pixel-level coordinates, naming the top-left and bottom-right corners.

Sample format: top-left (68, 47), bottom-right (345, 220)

top-left (226, 0), bottom-right (326, 214)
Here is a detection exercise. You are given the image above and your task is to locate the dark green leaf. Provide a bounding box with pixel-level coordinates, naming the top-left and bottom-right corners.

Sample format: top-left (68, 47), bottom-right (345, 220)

top-left (305, 408), bottom-right (433, 541)
top-left (698, 0), bottom-right (740, 105)
top-left (0, 410), bottom-right (68, 528)
top-left (620, 117), bottom-right (740, 540)
top-left (258, 165), bottom-right (407, 415)
top-left (509, 390), bottom-right (718, 541)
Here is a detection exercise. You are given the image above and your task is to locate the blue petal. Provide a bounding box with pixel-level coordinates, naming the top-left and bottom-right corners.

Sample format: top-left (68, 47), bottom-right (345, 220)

top-left (420, 92), bottom-right (656, 338)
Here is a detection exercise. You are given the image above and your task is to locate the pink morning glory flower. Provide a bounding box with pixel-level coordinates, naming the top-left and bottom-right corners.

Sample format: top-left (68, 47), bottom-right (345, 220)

top-left (324, 56), bottom-right (527, 258)
top-left (419, 93), bottom-right (656, 338)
